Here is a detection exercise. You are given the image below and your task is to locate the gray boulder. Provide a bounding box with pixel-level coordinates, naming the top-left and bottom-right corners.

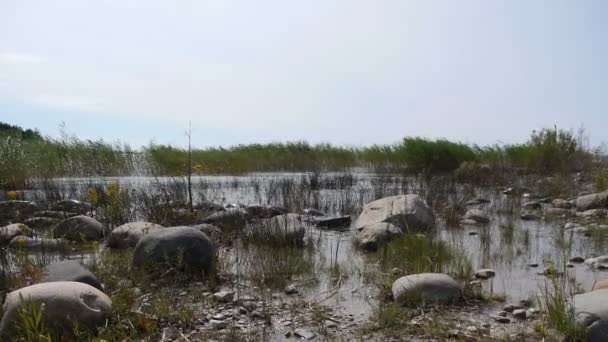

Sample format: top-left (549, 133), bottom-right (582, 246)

top-left (42, 260), bottom-right (103, 292)
top-left (0, 223), bottom-right (32, 245)
top-left (246, 214), bottom-right (306, 246)
top-left (574, 289), bottom-right (608, 341)
top-left (577, 192), bottom-right (608, 211)
top-left (354, 195), bottom-right (435, 233)
top-left (354, 222), bottom-right (403, 251)
top-left (108, 222), bottom-right (164, 249)
top-left (51, 200), bottom-right (93, 214)
top-left (577, 209), bottom-right (608, 219)
top-left (463, 209), bottom-right (490, 224)
top-left (132, 226), bottom-right (216, 274)
top-left (392, 273), bottom-right (461, 305)
top-left (0, 281), bottom-right (111, 338)
top-left (192, 223), bottom-right (223, 244)
top-left (8, 236), bottom-right (67, 251)
top-left (52, 215), bottom-right (103, 242)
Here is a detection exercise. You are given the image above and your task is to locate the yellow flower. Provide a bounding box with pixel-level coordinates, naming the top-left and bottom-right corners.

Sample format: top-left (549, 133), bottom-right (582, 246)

top-left (7, 191), bottom-right (17, 200)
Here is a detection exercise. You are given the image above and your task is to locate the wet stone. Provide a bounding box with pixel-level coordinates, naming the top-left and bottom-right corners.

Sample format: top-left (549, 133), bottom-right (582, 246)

top-left (285, 284), bottom-right (298, 295)
top-left (570, 256), bottom-right (585, 263)
top-left (512, 309), bottom-right (527, 320)
top-left (493, 316), bottom-right (511, 323)
top-left (475, 269), bottom-right (496, 280)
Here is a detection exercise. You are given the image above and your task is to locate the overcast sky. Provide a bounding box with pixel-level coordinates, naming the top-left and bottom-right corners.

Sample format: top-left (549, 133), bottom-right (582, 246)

top-left (1, 1), bottom-right (606, 148)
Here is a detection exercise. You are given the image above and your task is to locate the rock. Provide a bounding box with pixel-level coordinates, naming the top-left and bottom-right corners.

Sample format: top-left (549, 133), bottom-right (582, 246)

top-left (294, 328), bottom-right (316, 340)
top-left (132, 226), bottom-right (216, 274)
top-left (201, 208), bottom-right (249, 229)
top-left (492, 316), bottom-right (511, 323)
top-left (392, 273), bottom-right (461, 305)
top-left (34, 210), bottom-right (77, 219)
top-left (303, 208), bottom-right (326, 216)
top-left (546, 207), bottom-right (573, 217)
top-left (246, 214), bottom-right (306, 246)
top-left (108, 222), bottom-right (164, 249)
top-left (23, 216), bottom-right (61, 229)
top-left (528, 263), bottom-right (539, 268)
top-left (592, 280), bottom-right (608, 291)
top-left (354, 222), bottom-right (403, 251)
top-left (285, 284), bottom-right (298, 295)
top-left (574, 288), bottom-right (608, 341)
top-left (51, 199), bottom-right (93, 214)
top-left (577, 209), bottom-right (608, 218)
top-left (503, 304), bottom-right (523, 313)
top-left (475, 269), bottom-right (496, 280)
top-left (52, 215), bottom-right (104, 242)
top-left (522, 202), bottom-right (542, 210)
top-left (586, 256), bottom-right (608, 270)
top-left (210, 319), bottom-right (227, 329)
top-left (576, 191), bottom-right (608, 211)
top-left (213, 290), bottom-right (235, 303)
top-left (565, 222), bottom-right (581, 230)
top-left (463, 209), bottom-right (490, 224)
top-left (8, 236), bottom-right (67, 251)
top-left (0, 200), bottom-right (39, 221)
top-left (468, 231), bottom-right (478, 236)
top-left (0, 223), bottom-right (32, 245)
top-left (245, 205), bottom-right (288, 219)
top-left (497, 311), bottom-right (508, 317)
top-left (513, 309), bottom-right (527, 320)
top-left (0, 282), bottom-right (112, 338)
top-left (42, 260), bottom-right (103, 292)
top-left (553, 199), bottom-right (573, 209)
top-left (570, 256), bottom-right (585, 263)
top-left (354, 194), bottom-right (435, 233)
top-left (521, 213), bottom-right (541, 221)
top-left (460, 219), bottom-right (479, 226)
top-left (313, 215), bottom-right (351, 229)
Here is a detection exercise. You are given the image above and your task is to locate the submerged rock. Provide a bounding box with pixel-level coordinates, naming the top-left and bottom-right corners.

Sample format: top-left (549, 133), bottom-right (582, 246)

top-left (313, 215), bottom-right (351, 229)
top-left (108, 221), bottom-right (164, 249)
top-left (201, 208), bottom-right (249, 229)
top-left (51, 199), bottom-right (93, 214)
top-left (462, 209), bottom-right (490, 224)
top-left (132, 226), bottom-right (216, 274)
top-left (42, 260), bottom-right (103, 292)
top-left (8, 236), bottom-right (67, 251)
top-left (245, 205), bottom-right (288, 219)
top-left (52, 215), bottom-right (104, 242)
top-left (23, 216), bottom-right (61, 229)
top-left (521, 213), bottom-right (541, 221)
top-left (475, 269), bottom-right (496, 280)
top-left (246, 213), bottom-right (306, 246)
top-left (355, 194), bottom-right (435, 232)
top-left (552, 199), bottom-right (573, 209)
top-left (522, 201), bottom-right (542, 210)
top-left (0, 282), bottom-right (112, 338)
top-left (585, 255), bottom-right (608, 269)
top-left (392, 273), bottom-right (461, 305)
top-left (303, 208), bottom-right (326, 217)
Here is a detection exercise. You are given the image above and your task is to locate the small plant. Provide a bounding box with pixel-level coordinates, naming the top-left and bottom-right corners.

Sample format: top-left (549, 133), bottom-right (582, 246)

top-left (16, 295), bottom-right (51, 342)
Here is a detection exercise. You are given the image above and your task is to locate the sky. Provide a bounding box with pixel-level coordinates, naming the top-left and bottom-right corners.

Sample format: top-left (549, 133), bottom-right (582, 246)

top-left (1, 0), bottom-right (607, 148)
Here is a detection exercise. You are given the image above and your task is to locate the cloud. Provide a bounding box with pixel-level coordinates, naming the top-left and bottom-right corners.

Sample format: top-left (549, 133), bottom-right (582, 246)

top-left (0, 52), bottom-right (46, 64)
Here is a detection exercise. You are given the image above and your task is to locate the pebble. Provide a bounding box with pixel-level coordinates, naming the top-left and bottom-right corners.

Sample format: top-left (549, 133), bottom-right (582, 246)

top-left (493, 316), bottom-right (511, 324)
top-left (285, 284), bottom-right (298, 295)
top-left (294, 328), bottom-right (316, 340)
top-left (210, 319), bottom-right (227, 330)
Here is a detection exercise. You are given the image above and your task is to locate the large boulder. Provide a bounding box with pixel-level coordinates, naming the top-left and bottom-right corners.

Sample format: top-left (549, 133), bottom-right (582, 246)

top-left (41, 260), bottom-right (103, 291)
top-left (576, 192), bottom-right (608, 211)
top-left (52, 215), bottom-right (103, 242)
top-left (246, 214), bottom-right (306, 246)
top-left (392, 273), bottom-right (461, 305)
top-left (201, 208), bottom-right (249, 229)
top-left (354, 195), bottom-right (435, 233)
top-left (574, 289), bottom-right (608, 341)
top-left (132, 226), bottom-right (216, 274)
top-left (354, 222), bottom-right (403, 251)
top-left (8, 236), bottom-right (67, 251)
top-left (0, 282), bottom-right (111, 338)
top-left (108, 222), bottom-right (164, 249)
top-left (0, 223), bottom-right (32, 245)
top-left (51, 200), bottom-right (93, 214)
